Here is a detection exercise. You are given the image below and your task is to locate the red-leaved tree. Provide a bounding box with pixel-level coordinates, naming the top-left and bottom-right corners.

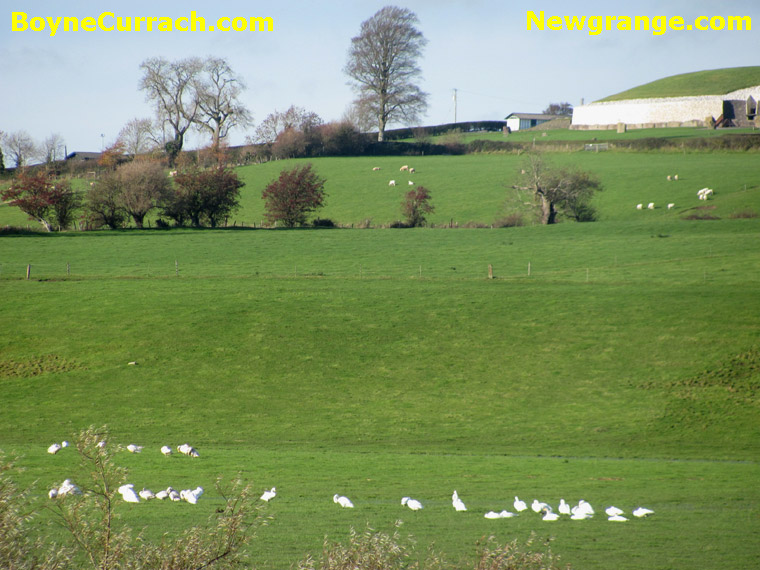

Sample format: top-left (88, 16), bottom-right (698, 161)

top-left (1, 172), bottom-right (81, 231)
top-left (402, 186), bottom-right (434, 227)
top-left (262, 163), bottom-right (326, 227)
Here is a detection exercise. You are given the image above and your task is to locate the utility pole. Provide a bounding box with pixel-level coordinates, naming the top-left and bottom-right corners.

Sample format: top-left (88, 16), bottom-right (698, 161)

top-left (453, 88), bottom-right (458, 123)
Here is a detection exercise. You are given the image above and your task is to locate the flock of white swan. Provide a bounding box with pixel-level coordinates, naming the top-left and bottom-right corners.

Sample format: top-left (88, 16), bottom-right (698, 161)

top-left (46, 441), bottom-right (655, 521)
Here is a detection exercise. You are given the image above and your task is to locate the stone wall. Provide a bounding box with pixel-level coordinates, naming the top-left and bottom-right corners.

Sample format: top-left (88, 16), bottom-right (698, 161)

top-left (571, 85), bottom-right (760, 130)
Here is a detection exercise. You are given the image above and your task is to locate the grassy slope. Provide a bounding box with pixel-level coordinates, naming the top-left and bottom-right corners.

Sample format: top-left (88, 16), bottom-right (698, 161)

top-left (600, 66), bottom-right (760, 101)
top-left (1, 218), bottom-right (759, 569)
top-left (1, 150), bottom-right (759, 569)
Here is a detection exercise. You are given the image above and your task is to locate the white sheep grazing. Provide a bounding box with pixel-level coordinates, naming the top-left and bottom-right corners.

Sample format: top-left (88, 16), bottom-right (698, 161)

top-left (667, 175), bottom-right (672, 181)
top-left (409, 167), bottom-right (415, 173)
top-left (647, 202), bottom-right (655, 210)
top-left (388, 180), bottom-right (396, 186)
top-left (698, 188), bottom-right (714, 200)
top-left (372, 167), bottom-right (381, 171)
top-left (667, 203), bottom-right (675, 210)
top-left (408, 180), bottom-right (414, 185)
top-left (636, 204), bottom-right (643, 210)
top-left (399, 165), bottom-right (409, 171)
top-left (168, 170), bottom-right (177, 177)
top-left (674, 174), bottom-right (679, 180)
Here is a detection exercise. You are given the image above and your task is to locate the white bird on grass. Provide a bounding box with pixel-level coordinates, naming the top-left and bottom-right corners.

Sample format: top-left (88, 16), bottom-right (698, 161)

top-left (177, 443), bottom-right (199, 457)
top-left (573, 500), bottom-right (594, 517)
top-left (160, 445), bottom-right (173, 456)
top-left (333, 494), bottom-right (354, 508)
top-left (47, 443), bottom-right (62, 455)
top-left (126, 444), bottom-right (143, 454)
top-left (48, 487), bottom-right (58, 499)
top-left (608, 514), bottom-right (628, 522)
top-left (61, 441), bottom-right (69, 448)
top-left (58, 479), bottom-right (81, 497)
top-left (118, 484), bottom-right (140, 503)
top-left (558, 499), bottom-right (571, 515)
top-left (401, 496), bottom-right (423, 511)
top-left (513, 496), bottom-right (527, 512)
top-left (532, 499), bottom-right (551, 513)
top-left (181, 488), bottom-right (203, 504)
top-left (633, 507), bottom-right (655, 518)
top-left (605, 506), bottom-right (624, 517)
top-left (139, 488), bottom-right (155, 501)
top-left (260, 487), bottom-right (276, 502)
top-left (452, 490), bottom-right (467, 512)
top-left (155, 489), bottom-right (169, 500)
top-left (542, 509), bottom-right (560, 521)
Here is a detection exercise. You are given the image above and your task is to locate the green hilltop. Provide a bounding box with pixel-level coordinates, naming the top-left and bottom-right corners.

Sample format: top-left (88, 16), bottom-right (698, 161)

top-left (599, 66), bottom-right (760, 102)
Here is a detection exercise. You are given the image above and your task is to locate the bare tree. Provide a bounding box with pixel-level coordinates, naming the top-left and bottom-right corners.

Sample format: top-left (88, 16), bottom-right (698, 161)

top-left (2, 130), bottom-right (37, 168)
top-left (543, 102), bottom-right (574, 116)
top-left (344, 6), bottom-right (428, 142)
top-left (116, 160), bottom-right (172, 228)
top-left (513, 152), bottom-right (602, 224)
top-left (251, 105), bottom-right (322, 144)
top-left (139, 57), bottom-right (203, 165)
top-left (38, 133), bottom-right (66, 164)
top-left (116, 118), bottom-right (159, 157)
top-left (194, 57), bottom-right (253, 153)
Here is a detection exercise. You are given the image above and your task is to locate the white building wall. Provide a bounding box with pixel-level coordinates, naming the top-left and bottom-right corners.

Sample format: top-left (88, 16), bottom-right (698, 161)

top-left (571, 86), bottom-right (760, 129)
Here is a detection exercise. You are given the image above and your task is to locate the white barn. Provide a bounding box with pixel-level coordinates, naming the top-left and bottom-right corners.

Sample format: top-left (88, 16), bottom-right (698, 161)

top-left (505, 112), bottom-right (556, 131)
top-left (571, 86), bottom-right (760, 130)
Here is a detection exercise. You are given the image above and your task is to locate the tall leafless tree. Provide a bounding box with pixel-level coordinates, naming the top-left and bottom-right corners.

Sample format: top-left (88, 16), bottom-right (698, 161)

top-left (344, 6), bottom-right (428, 142)
top-left (139, 57), bottom-right (203, 165)
top-left (116, 118), bottom-right (159, 157)
top-left (2, 130), bottom-right (36, 168)
top-left (194, 57), bottom-right (252, 153)
top-left (38, 133), bottom-right (66, 163)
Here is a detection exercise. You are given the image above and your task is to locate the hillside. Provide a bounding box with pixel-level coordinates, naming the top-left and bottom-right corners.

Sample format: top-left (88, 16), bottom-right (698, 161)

top-left (600, 66), bottom-right (760, 102)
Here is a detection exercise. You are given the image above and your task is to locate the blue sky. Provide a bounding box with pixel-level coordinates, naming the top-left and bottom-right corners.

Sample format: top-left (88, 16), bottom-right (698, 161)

top-left (2, 0), bottom-right (758, 152)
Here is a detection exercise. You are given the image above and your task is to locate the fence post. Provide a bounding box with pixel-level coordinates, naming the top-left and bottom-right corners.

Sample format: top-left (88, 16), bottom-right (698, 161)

top-left (175, 260), bottom-right (179, 277)
top-left (488, 264), bottom-right (493, 279)
top-left (528, 261), bottom-right (531, 276)
top-left (26, 265), bottom-right (31, 280)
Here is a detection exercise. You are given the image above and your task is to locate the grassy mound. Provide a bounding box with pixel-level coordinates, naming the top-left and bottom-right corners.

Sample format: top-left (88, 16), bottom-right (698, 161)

top-left (600, 66), bottom-right (760, 101)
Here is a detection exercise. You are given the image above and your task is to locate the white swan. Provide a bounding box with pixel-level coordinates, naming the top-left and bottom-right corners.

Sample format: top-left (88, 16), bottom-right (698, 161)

top-left (605, 506), bottom-right (624, 517)
top-left (160, 445), bottom-right (173, 456)
top-left (401, 496), bottom-right (423, 510)
top-left (633, 507), bottom-right (654, 518)
top-left (513, 496), bottom-right (527, 512)
top-left (558, 499), bottom-right (571, 515)
top-left (452, 490), bottom-right (467, 511)
top-left (333, 494), bottom-right (354, 508)
top-left (118, 484), bottom-right (140, 503)
top-left (260, 487), bottom-right (276, 502)
top-left (47, 443), bottom-right (62, 454)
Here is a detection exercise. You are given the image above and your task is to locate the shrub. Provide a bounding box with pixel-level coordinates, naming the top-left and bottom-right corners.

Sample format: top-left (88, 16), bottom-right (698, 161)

top-left (493, 213), bottom-right (525, 228)
top-left (312, 218), bottom-right (336, 228)
top-left (262, 163), bottom-right (326, 227)
top-left (474, 534), bottom-right (569, 570)
top-left (402, 186), bottom-right (434, 227)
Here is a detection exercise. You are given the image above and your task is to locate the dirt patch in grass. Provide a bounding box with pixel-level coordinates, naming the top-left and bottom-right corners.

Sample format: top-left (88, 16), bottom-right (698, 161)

top-left (0, 354), bottom-right (84, 378)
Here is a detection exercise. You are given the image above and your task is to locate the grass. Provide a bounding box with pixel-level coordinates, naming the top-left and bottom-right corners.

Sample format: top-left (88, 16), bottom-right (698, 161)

top-left (0, 147), bottom-right (759, 568)
top-left (1, 216), bottom-right (759, 569)
top-left (599, 66), bottom-right (760, 101)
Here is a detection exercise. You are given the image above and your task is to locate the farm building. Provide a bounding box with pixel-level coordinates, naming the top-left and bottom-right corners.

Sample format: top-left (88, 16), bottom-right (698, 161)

top-left (571, 87), bottom-right (760, 130)
top-left (505, 112), bottom-right (556, 131)
top-left (571, 68), bottom-right (760, 130)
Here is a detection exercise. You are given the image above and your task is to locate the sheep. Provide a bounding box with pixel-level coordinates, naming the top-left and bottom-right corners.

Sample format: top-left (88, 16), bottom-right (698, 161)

top-left (647, 202), bottom-right (655, 209)
top-left (636, 204), bottom-right (643, 210)
top-left (388, 180), bottom-right (396, 186)
top-left (168, 170), bottom-right (177, 177)
top-left (667, 175), bottom-right (672, 181)
top-left (372, 167), bottom-right (381, 171)
top-left (408, 180), bottom-right (414, 185)
top-left (409, 167), bottom-right (415, 174)
top-left (698, 188), bottom-right (714, 200)
top-left (667, 203), bottom-right (675, 210)
top-left (674, 174), bottom-right (679, 181)
top-left (399, 165), bottom-right (409, 171)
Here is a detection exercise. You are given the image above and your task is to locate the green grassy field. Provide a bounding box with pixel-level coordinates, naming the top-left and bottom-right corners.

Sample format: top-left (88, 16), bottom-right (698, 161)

top-left (600, 66), bottom-right (760, 101)
top-left (1, 148), bottom-right (759, 569)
